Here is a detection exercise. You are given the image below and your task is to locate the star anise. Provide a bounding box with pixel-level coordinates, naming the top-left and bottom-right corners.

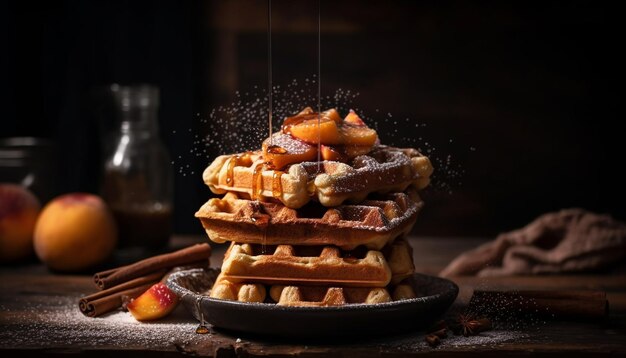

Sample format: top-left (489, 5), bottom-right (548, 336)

top-left (454, 313), bottom-right (492, 337)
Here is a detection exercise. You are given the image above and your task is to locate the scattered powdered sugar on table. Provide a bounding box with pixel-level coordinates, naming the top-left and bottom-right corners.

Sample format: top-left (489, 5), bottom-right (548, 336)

top-left (442, 331), bottom-right (530, 348)
top-left (0, 296), bottom-right (199, 350)
top-left (1, 294), bottom-right (531, 353)
top-left (377, 330), bottom-right (530, 352)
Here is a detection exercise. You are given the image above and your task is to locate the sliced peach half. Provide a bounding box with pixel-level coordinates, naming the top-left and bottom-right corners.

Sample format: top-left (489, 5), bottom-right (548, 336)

top-left (320, 144), bottom-right (347, 162)
top-left (321, 108), bottom-right (342, 124)
top-left (281, 108), bottom-right (378, 149)
top-left (263, 133), bottom-right (318, 169)
top-left (340, 124), bottom-right (378, 147)
top-left (127, 283), bottom-right (179, 321)
top-left (344, 109), bottom-right (366, 126)
top-left (321, 144), bottom-right (374, 162)
top-left (285, 117), bottom-right (342, 145)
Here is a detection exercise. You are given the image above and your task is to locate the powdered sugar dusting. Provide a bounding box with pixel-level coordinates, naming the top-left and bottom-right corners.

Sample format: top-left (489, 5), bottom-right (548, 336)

top-left (267, 132), bottom-right (313, 153)
top-left (1, 293), bottom-right (532, 353)
top-left (0, 296), bottom-right (198, 350)
top-left (171, 78), bottom-right (468, 196)
top-left (377, 330), bottom-right (529, 351)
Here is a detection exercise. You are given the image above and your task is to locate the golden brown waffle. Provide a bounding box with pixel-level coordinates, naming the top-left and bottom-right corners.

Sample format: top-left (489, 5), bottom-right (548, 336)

top-left (208, 273), bottom-right (266, 302)
top-left (271, 285), bottom-right (392, 306)
top-left (209, 274), bottom-right (418, 306)
top-left (220, 242), bottom-right (392, 287)
top-left (195, 191), bottom-right (422, 250)
top-left (203, 145), bottom-right (432, 209)
top-left (222, 239), bottom-right (415, 287)
top-left (383, 238), bottom-right (416, 284)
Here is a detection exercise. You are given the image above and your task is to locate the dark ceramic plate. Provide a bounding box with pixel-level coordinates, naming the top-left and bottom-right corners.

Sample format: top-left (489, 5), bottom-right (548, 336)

top-left (166, 268), bottom-right (458, 339)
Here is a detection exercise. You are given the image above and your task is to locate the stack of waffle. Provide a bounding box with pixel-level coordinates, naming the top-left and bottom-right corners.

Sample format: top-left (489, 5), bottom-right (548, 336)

top-left (195, 108), bottom-right (433, 306)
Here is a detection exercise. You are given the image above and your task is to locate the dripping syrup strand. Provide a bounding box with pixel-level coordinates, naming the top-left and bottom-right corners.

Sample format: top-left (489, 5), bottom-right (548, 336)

top-left (264, 0), bottom-right (272, 257)
top-left (316, 0), bottom-right (322, 173)
top-left (267, 0), bottom-right (273, 149)
top-left (226, 155), bottom-right (238, 186)
top-left (252, 162), bottom-right (264, 200)
top-left (195, 296), bottom-right (209, 334)
top-left (272, 171), bottom-right (283, 198)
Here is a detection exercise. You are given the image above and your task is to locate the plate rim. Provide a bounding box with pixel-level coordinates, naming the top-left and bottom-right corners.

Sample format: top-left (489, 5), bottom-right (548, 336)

top-left (166, 267), bottom-right (458, 313)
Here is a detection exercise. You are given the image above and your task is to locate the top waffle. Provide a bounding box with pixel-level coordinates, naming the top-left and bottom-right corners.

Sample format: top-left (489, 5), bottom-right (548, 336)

top-left (203, 145), bottom-right (432, 209)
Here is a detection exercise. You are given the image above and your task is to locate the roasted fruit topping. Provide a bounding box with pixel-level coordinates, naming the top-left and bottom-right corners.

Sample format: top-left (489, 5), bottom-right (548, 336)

top-left (262, 108), bottom-right (378, 169)
top-left (127, 283), bottom-right (179, 321)
top-left (262, 132), bottom-right (317, 170)
top-left (283, 108), bottom-right (378, 147)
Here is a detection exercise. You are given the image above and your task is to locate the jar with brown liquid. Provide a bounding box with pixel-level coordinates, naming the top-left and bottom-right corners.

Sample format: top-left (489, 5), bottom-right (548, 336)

top-left (101, 85), bottom-right (173, 250)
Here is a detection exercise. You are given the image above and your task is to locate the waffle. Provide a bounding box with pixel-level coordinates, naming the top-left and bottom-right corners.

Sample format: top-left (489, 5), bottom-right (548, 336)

top-left (208, 273), bottom-right (266, 302)
top-left (272, 286), bottom-right (392, 306)
top-left (219, 237), bottom-right (414, 286)
top-left (208, 275), bottom-right (418, 306)
top-left (272, 283), bottom-right (417, 306)
top-left (383, 238), bottom-right (416, 284)
top-left (195, 190), bottom-right (422, 250)
top-left (220, 242), bottom-right (393, 287)
top-left (203, 145), bottom-right (432, 209)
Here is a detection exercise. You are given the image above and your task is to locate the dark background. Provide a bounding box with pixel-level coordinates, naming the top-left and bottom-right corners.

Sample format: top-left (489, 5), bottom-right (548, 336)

top-left (2, 0), bottom-right (623, 237)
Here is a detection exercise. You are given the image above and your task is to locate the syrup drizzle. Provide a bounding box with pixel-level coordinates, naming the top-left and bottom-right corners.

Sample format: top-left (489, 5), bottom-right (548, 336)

top-left (265, 0), bottom-right (273, 256)
top-left (251, 162), bottom-right (264, 200)
top-left (226, 155), bottom-right (238, 186)
top-left (272, 171), bottom-right (283, 198)
top-left (266, 145), bottom-right (287, 155)
top-left (267, 0), bottom-right (273, 148)
top-left (261, 228), bottom-right (268, 254)
top-left (282, 113), bottom-right (320, 133)
top-left (195, 296), bottom-right (209, 334)
top-left (250, 201), bottom-right (270, 255)
top-left (316, 0), bottom-right (322, 173)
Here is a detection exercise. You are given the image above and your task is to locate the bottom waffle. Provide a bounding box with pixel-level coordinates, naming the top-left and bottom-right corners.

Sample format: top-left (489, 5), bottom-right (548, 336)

top-left (209, 273), bottom-right (417, 306)
top-left (272, 286), bottom-right (391, 306)
top-left (209, 274), bottom-right (266, 303)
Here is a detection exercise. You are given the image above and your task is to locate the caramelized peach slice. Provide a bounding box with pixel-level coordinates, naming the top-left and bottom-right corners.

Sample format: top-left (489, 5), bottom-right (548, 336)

top-left (127, 283), bottom-right (179, 321)
top-left (344, 109), bottom-right (366, 126)
top-left (286, 117), bottom-right (342, 145)
top-left (282, 107), bottom-right (378, 150)
top-left (263, 133), bottom-right (318, 169)
top-left (321, 108), bottom-right (342, 124)
top-left (340, 124), bottom-right (378, 147)
top-left (320, 145), bottom-right (347, 162)
top-left (321, 144), bottom-right (373, 161)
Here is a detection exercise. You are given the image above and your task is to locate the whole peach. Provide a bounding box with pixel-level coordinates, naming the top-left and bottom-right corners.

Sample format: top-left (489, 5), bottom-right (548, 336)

top-left (34, 193), bottom-right (117, 272)
top-left (0, 184), bottom-right (41, 262)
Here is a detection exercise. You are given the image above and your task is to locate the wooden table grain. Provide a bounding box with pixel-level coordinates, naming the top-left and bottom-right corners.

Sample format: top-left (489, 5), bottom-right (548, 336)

top-left (1, 236), bottom-right (625, 357)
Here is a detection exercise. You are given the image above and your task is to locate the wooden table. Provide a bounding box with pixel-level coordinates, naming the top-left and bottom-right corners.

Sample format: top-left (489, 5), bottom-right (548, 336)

top-left (1, 236), bottom-right (625, 357)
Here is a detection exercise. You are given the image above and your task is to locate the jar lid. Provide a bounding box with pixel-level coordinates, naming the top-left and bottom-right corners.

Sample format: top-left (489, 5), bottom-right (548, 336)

top-left (112, 84), bottom-right (160, 111)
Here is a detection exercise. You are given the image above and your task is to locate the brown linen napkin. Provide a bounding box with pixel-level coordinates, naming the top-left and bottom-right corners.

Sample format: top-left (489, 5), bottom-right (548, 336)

top-left (440, 208), bottom-right (626, 277)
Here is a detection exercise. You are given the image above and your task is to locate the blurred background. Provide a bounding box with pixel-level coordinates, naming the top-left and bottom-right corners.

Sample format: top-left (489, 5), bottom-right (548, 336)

top-left (1, 0), bottom-right (622, 237)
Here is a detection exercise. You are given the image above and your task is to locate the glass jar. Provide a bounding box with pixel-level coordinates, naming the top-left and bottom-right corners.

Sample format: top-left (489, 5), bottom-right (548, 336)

top-left (0, 137), bottom-right (58, 204)
top-left (101, 85), bottom-right (173, 250)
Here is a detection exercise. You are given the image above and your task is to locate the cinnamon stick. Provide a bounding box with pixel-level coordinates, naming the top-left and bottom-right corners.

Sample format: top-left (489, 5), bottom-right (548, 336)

top-left (469, 290), bottom-right (608, 321)
top-left (79, 284), bottom-right (151, 317)
top-left (79, 271), bottom-right (165, 317)
top-left (93, 243), bottom-right (211, 290)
